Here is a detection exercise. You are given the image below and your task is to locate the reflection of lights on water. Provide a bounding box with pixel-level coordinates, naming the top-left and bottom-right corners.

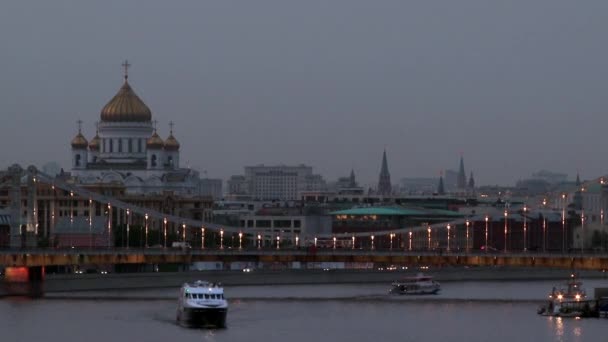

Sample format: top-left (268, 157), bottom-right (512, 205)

top-left (555, 317), bottom-right (564, 337)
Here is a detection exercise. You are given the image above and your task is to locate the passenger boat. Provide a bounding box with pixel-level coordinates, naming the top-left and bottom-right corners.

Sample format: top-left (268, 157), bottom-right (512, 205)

top-left (537, 273), bottom-right (595, 317)
top-left (176, 280), bottom-right (228, 328)
top-left (389, 273), bottom-right (441, 295)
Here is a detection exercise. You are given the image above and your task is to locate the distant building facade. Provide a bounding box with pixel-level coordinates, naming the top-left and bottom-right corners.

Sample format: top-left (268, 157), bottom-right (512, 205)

top-left (228, 165), bottom-right (326, 200)
top-left (199, 178), bottom-right (223, 199)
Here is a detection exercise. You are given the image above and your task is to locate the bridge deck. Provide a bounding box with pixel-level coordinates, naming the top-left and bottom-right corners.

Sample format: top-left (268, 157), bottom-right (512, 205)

top-left (1, 249), bottom-right (608, 270)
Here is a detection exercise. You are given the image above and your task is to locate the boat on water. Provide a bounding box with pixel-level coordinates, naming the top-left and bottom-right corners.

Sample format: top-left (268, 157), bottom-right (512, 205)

top-left (537, 273), bottom-right (596, 318)
top-left (389, 273), bottom-right (441, 295)
top-left (176, 280), bottom-right (228, 328)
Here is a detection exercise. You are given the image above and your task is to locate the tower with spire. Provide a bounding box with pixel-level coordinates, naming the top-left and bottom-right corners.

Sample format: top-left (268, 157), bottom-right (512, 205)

top-left (377, 149), bottom-right (392, 196)
top-left (457, 155), bottom-right (466, 190)
top-left (437, 171), bottom-right (445, 195)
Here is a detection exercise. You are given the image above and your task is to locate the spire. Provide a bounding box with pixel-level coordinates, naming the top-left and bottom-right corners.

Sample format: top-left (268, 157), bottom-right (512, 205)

top-left (437, 171), bottom-right (445, 195)
top-left (377, 149), bottom-right (392, 196)
top-left (576, 172), bottom-right (581, 186)
top-left (349, 169), bottom-right (357, 188)
top-left (468, 171), bottom-right (475, 189)
top-left (457, 154), bottom-right (466, 189)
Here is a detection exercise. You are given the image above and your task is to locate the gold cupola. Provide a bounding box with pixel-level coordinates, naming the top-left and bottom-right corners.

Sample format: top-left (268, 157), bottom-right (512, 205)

top-left (88, 123), bottom-right (100, 150)
top-left (100, 60), bottom-right (152, 123)
top-left (71, 126), bottom-right (88, 149)
top-left (164, 122), bottom-right (180, 151)
top-left (147, 131), bottom-right (164, 149)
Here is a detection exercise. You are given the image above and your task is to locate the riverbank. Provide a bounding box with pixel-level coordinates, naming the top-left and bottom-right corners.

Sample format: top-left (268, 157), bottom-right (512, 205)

top-left (39, 266), bottom-right (608, 293)
top-left (1, 266), bottom-right (606, 297)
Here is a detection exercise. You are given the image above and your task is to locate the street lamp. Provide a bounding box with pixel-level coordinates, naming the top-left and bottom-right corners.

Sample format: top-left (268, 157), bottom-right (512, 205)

top-left (70, 191), bottom-right (74, 248)
top-left (390, 233), bottom-right (395, 250)
top-left (371, 235), bottom-right (375, 250)
top-left (89, 199), bottom-right (93, 248)
top-left (295, 235), bottom-right (299, 248)
top-left (485, 215), bottom-right (489, 253)
top-left (427, 227), bottom-right (432, 250)
top-left (523, 205), bottom-right (527, 252)
top-left (352, 235), bottom-right (355, 250)
top-left (126, 208), bottom-right (130, 249)
top-left (466, 220), bottom-right (470, 253)
top-left (314, 237), bottom-right (318, 248)
top-left (408, 231), bottom-right (412, 251)
top-left (447, 224), bottom-right (451, 252)
top-left (581, 211), bottom-right (585, 253)
top-left (257, 234), bottom-right (261, 249)
top-left (220, 229), bottom-right (224, 249)
top-left (543, 215), bottom-right (547, 252)
top-left (504, 209), bottom-right (508, 253)
top-left (107, 203), bottom-right (112, 248)
top-left (182, 223), bottom-right (186, 243)
top-left (276, 235), bottom-right (280, 249)
top-left (333, 236), bottom-right (337, 249)
top-left (239, 231), bottom-right (243, 249)
top-left (562, 193), bottom-right (566, 253)
top-left (163, 218), bottom-right (167, 248)
top-left (144, 213), bottom-right (149, 248)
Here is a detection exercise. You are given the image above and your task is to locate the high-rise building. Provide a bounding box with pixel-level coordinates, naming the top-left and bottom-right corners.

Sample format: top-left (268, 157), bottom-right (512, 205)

top-left (377, 150), bottom-right (392, 196)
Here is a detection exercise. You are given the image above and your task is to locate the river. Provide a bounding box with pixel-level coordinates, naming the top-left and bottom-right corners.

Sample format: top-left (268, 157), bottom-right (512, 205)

top-left (1, 279), bottom-right (607, 342)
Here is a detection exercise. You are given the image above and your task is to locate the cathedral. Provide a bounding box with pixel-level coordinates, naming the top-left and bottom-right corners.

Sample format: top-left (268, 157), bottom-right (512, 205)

top-left (70, 62), bottom-right (201, 195)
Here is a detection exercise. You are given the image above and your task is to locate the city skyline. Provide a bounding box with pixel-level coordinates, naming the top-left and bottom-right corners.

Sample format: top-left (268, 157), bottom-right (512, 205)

top-left (2, 1), bottom-right (608, 186)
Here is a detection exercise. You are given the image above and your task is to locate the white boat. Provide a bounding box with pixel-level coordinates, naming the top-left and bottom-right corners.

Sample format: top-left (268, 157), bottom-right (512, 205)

top-left (390, 273), bottom-right (441, 295)
top-left (176, 280), bottom-right (228, 328)
top-left (537, 273), bottom-right (593, 317)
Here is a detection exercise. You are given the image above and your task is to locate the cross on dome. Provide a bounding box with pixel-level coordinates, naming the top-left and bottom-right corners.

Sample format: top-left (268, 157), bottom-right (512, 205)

top-left (122, 59), bottom-right (131, 80)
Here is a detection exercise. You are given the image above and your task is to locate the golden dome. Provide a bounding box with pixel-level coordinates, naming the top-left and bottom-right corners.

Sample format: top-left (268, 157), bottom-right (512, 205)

top-left (89, 133), bottom-right (100, 150)
top-left (164, 133), bottom-right (180, 151)
top-left (147, 131), bottom-right (164, 149)
top-left (100, 80), bottom-right (152, 122)
top-left (71, 132), bottom-right (88, 149)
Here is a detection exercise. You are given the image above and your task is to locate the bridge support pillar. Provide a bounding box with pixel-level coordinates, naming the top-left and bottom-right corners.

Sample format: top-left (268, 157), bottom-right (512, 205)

top-left (2, 266), bottom-right (45, 297)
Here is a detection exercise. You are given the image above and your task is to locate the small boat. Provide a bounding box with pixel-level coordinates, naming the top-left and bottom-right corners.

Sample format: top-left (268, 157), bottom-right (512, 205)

top-left (537, 273), bottom-right (595, 318)
top-left (390, 273), bottom-right (441, 295)
top-left (176, 280), bottom-right (228, 328)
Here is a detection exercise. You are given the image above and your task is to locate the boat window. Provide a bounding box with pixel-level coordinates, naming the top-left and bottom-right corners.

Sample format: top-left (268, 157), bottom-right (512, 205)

top-left (204, 294), bottom-right (209, 299)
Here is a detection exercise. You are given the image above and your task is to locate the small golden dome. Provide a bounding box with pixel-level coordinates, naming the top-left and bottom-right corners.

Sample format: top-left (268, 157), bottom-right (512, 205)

top-left (147, 131), bottom-right (164, 149)
top-left (164, 133), bottom-right (180, 151)
top-left (89, 133), bottom-right (100, 150)
top-left (100, 80), bottom-right (152, 122)
top-left (71, 132), bottom-right (88, 149)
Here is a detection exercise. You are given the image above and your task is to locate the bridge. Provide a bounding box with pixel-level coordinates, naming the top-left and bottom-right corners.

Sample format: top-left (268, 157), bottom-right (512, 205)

top-left (2, 248), bottom-right (607, 270)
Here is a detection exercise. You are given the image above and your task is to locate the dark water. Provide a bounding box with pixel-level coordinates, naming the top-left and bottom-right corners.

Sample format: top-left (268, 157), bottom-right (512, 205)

top-left (1, 280), bottom-right (607, 342)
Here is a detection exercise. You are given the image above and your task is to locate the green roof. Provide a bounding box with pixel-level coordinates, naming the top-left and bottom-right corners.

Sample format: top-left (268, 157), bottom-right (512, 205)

top-left (331, 207), bottom-right (425, 216)
top-left (424, 209), bottom-right (465, 217)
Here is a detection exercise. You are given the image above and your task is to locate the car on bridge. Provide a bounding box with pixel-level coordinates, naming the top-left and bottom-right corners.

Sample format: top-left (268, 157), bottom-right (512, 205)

top-left (480, 245), bottom-right (499, 253)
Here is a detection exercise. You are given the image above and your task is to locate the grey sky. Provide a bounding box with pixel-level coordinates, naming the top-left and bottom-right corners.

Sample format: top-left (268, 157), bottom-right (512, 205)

top-left (1, 0), bottom-right (608, 187)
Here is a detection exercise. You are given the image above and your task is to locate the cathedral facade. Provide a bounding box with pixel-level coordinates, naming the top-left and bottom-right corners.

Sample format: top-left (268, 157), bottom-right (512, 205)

top-left (70, 63), bottom-right (201, 196)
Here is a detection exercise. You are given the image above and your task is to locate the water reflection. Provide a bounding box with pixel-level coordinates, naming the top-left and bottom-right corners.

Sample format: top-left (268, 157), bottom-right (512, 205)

top-left (1, 282), bottom-right (606, 342)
